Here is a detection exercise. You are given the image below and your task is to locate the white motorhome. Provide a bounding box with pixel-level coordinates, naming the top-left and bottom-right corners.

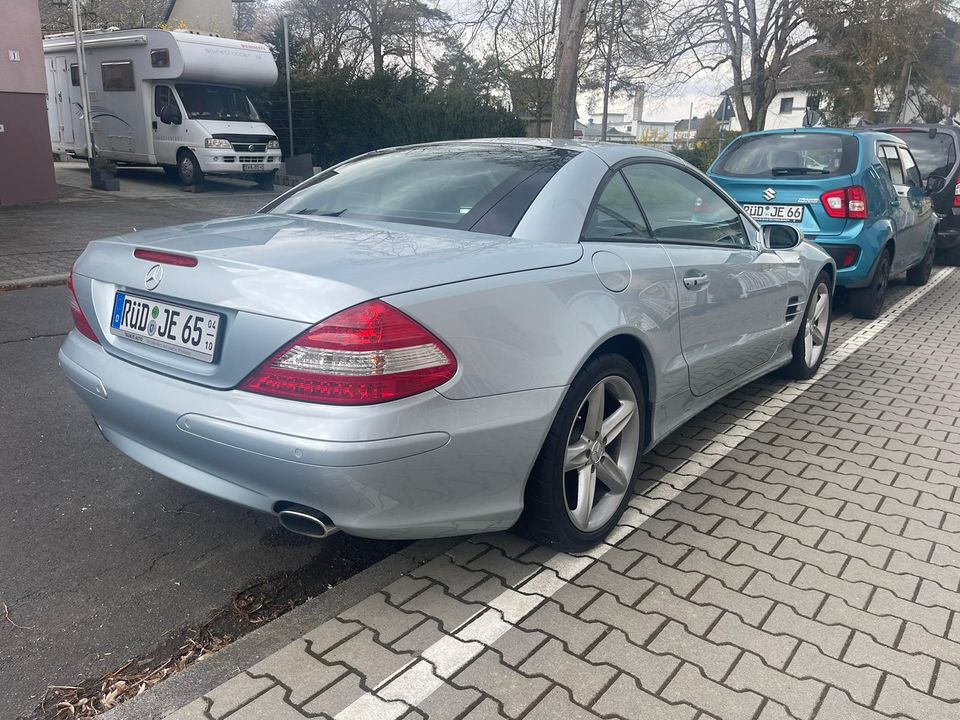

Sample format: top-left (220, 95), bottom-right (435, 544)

top-left (43, 28), bottom-right (283, 187)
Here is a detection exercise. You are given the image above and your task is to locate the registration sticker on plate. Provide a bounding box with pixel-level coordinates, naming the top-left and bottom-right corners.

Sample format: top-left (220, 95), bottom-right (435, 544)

top-left (110, 292), bottom-right (221, 363)
top-left (742, 203), bottom-right (805, 222)
top-left (242, 163), bottom-right (265, 172)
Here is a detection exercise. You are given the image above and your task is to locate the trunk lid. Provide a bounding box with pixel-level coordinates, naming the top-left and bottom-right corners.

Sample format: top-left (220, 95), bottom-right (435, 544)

top-left (73, 214), bottom-right (582, 388)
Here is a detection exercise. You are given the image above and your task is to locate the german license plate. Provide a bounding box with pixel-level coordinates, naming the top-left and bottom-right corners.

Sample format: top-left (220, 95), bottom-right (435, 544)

top-left (742, 204), bottom-right (805, 222)
top-left (243, 163), bottom-right (265, 172)
top-left (110, 292), bottom-right (220, 363)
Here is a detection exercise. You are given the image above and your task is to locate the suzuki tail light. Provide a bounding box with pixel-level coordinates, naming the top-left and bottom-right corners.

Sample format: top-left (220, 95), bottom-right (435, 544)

top-left (240, 300), bottom-right (457, 405)
top-left (953, 176), bottom-right (960, 208)
top-left (67, 268), bottom-right (100, 344)
top-left (821, 186), bottom-right (867, 219)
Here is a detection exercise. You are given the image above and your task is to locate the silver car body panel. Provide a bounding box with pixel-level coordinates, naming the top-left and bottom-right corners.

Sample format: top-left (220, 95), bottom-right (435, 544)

top-left (60, 140), bottom-right (834, 539)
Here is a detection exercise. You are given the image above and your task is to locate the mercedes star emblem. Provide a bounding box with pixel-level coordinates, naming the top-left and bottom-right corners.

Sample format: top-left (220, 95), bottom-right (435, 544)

top-left (145, 264), bottom-right (163, 290)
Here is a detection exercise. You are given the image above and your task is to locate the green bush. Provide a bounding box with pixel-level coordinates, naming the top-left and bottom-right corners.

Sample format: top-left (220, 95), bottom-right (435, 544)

top-left (672, 133), bottom-right (741, 172)
top-left (250, 70), bottom-right (526, 168)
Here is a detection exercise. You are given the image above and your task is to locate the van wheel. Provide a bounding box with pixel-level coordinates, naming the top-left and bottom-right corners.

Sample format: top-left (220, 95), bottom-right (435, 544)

top-left (907, 239), bottom-right (935, 286)
top-left (849, 250), bottom-right (890, 320)
top-left (177, 150), bottom-right (204, 186)
top-left (253, 170), bottom-right (276, 191)
top-left (518, 354), bottom-right (644, 551)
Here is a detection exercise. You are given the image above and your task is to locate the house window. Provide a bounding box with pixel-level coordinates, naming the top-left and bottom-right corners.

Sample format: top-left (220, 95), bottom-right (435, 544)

top-left (779, 97), bottom-right (794, 114)
top-left (70, 63), bottom-right (79, 86)
top-left (101, 60), bottom-right (135, 91)
top-left (151, 49), bottom-right (170, 68)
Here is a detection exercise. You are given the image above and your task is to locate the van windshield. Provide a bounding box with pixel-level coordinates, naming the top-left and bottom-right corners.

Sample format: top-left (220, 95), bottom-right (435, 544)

top-left (175, 84), bottom-right (261, 122)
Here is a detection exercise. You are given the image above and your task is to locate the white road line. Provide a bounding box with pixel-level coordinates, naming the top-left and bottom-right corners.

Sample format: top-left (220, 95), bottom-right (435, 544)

top-left (335, 267), bottom-right (956, 719)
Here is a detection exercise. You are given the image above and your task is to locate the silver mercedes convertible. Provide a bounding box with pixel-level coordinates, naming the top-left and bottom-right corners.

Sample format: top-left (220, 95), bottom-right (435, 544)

top-left (60, 140), bottom-right (835, 550)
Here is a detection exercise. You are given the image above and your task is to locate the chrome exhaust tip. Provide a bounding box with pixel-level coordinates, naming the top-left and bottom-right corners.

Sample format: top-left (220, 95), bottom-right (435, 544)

top-left (276, 505), bottom-right (338, 538)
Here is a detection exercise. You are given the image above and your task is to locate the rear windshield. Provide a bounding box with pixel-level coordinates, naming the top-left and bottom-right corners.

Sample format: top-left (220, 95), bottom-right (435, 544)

top-left (885, 131), bottom-right (958, 178)
top-left (265, 144), bottom-right (574, 233)
top-left (713, 132), bottom-right (859, 178)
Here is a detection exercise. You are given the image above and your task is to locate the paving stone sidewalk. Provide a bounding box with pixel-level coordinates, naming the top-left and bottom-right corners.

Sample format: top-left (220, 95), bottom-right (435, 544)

top-left (130, 269), bottom-right (960, 720)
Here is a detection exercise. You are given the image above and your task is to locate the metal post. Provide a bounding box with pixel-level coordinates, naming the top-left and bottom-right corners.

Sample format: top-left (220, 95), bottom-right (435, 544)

top-left (70, 0), bottom-right (95, 168)
top-left (901, 62), bottom-right (914, 123)
top-left (686, 102), bottom-right (693, 148)
top-left (282, 16), bottom-right (293, 158)
top-left (719, 94), bottom-right (728, 155)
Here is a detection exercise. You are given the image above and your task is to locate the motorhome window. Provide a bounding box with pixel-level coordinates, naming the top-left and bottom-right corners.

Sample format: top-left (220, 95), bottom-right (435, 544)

top-left (175, 84), bottom-right (261, 122)
top-left (102, 61), bottom-right (134, 91)
top-left (151, 49), bottom-right (170, 68)
top-left (70, 64), bottom-right (79, 86)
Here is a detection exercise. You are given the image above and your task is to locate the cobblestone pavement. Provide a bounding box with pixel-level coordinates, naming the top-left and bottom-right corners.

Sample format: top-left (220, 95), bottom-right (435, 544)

top-left (0, 166), bottom-right (278, 284)
top-left (153, 268), bottom-right (960, 720)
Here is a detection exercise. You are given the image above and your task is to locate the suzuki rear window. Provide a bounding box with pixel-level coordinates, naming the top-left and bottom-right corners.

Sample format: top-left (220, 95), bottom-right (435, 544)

top-left (713, 132), bottom-right (858, 178)
top-left (264, 144), bottom-right (575, 234)
top-left (888, 131), bottom-right (957, 179)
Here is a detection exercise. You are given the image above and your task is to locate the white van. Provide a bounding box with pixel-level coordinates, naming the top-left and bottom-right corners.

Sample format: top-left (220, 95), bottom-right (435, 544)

top-left (43, 28), bottom-right (283, 188)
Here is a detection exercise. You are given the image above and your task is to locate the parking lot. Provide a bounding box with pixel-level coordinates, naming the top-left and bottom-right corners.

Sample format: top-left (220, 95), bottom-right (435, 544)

top-left (4, 167), bottom-right (960, 720)
top-left (147, 268), bottom-right (960, 720)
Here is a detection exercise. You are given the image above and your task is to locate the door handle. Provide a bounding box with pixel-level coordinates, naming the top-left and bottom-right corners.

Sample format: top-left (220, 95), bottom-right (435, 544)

top-left (682, 271), bottom-right (709, 290)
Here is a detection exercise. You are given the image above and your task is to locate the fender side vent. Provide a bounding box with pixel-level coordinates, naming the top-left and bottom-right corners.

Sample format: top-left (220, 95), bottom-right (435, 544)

top-left (785, 296), bottom-right (803, 321)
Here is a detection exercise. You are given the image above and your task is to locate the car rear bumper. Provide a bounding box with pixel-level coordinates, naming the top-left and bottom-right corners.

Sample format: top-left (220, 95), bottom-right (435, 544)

top-left (59, 332), bottom-right (564, 539)
top-left (811, 222), bottom-right (890, 289)
top-left (936, 213), bottom-right (960, 250)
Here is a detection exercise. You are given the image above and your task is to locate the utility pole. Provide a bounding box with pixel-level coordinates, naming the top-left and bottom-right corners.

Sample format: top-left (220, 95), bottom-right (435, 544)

top-left (718, 94), bottom-right (729, 155)
top-left (282, 16), bottom-right (293, 157)
top-left (61, 0), bottom-right (96, 186)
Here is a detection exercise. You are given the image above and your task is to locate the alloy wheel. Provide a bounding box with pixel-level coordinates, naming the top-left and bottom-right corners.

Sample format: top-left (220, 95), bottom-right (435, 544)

top-left (804, 282), bottom-right (830, 368)
top-left (563, 376), bottom-right (640, 532)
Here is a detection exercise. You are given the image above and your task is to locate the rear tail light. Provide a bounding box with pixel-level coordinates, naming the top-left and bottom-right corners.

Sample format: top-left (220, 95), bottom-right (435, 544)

top-left (821, 186), bottom-right (867, 219)
top-left (67, 267), bottom-right (100, 344)
top-left (239, 300), bottom-right (457, 405)
top-left (953, 176), bottom-right (960, 208)
top-left (133, 249), bottom-right (198, 267)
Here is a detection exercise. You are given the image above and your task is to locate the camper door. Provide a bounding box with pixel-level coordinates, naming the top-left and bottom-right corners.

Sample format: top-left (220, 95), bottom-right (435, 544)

top-left (152, 84), bottom-right (184, 166)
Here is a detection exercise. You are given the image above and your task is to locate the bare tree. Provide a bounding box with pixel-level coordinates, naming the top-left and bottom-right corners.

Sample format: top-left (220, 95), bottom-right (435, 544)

top-left (551, 0), bottom-right (590, 137)
top-left (647, 0), bottom-right (814, 132)
top-left (39, 0), bottom-right (169, 32)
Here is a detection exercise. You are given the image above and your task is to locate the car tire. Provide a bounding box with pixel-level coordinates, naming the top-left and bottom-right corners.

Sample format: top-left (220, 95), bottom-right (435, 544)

top-left (786, 270), bottom-right (833, 380)
top-left (907, 239), bottom-right (935, 286)
top-left (177, 150), bottom-right (204, 187)
top-left (253, 170), bottom-right (276, 190)
top-left (849, 250), bottom-right (891, 320)
top-left (519, 354), bottom-right (644, 551)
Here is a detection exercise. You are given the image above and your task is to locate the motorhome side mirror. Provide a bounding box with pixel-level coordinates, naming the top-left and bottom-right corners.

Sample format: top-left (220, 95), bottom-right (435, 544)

top-left (159, 104), bottom-right (181, 125)
top-left (763, 224), bottom-right (803, 250)
top-left (925, 174), bottom-right (947, 195)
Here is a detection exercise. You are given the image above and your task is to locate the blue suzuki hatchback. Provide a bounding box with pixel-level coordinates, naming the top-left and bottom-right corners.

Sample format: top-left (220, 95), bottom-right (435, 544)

top-left (709, 128), bottom-right (936, 318)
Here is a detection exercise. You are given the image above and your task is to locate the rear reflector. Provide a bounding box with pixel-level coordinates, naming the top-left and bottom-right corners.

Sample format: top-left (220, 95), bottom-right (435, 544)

top-left (67, 267), bottom-right (100, 344)
top-left (240, 300), bottom-right (457, 405)
top-left (821, 186), bottom-right (867, 219)
top-left (134, 249), bottom-right (198, 267)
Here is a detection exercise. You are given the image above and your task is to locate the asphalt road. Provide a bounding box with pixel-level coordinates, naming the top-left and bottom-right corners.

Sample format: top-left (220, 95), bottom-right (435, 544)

top-left (0, 287), bottom-right (392, 719)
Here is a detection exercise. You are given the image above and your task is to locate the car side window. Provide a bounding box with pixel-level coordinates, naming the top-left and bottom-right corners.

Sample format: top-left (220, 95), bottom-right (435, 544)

top-left (154, 85), bottom-right (174, 117)
top-left (622, 162), bottom-right (752, 249)
top-left (880, 145), bottom-right (905, 185)
top-left (898, 147), bottom-right (922, 188)
top-left (583, 172), bottom-right (652, 241)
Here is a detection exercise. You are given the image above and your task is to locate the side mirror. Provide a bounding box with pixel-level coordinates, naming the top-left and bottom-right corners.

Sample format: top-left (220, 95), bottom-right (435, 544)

top-left (159, 104), bottom-right (181, 125)
top-left (925, 174), bottom-right (947, 195)
top-left (763, 224), bottom-right (804, 250)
